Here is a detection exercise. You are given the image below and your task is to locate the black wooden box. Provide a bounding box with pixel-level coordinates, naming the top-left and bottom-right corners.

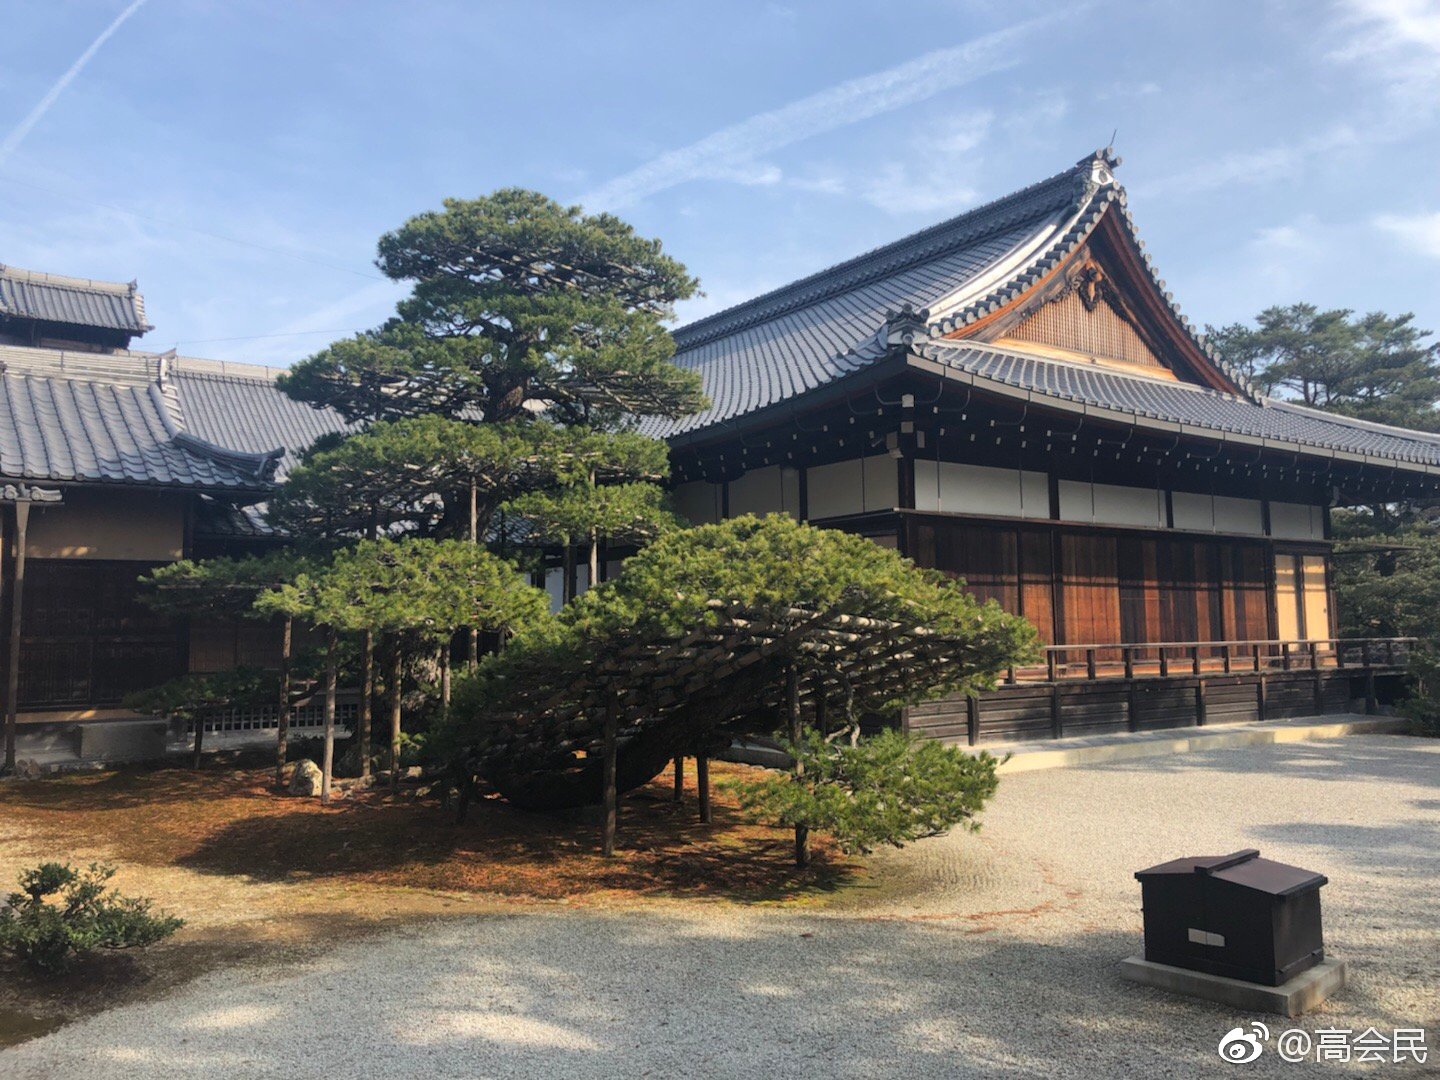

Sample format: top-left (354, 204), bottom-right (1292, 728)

top-left (1135, 849), bottom-right (1327, 986)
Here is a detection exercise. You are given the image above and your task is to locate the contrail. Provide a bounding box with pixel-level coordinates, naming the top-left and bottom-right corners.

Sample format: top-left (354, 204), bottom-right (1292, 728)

top-left (577, 13), bottom-right (1064, 211)
top-left (0, 0), bottom-right (150, 166)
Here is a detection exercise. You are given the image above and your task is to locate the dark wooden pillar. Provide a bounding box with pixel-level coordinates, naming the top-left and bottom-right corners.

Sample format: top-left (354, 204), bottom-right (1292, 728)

top-left (672, 754), bottom-right (684, 803)
top-left (696, 754), bottom-right (712, 825)
top-left (2, 500), bottom-right (28, 773)
top-left (787, 665), bottom-right (808, 868)
top-left (602, 689), bottom-right (618, 857)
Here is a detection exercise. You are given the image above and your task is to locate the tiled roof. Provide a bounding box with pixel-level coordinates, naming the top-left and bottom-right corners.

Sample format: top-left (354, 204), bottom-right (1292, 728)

top-left (0, 264), bottom-right (151, 334)
top-left (169, 365), bottom-right (355, 476)
top-left (646, 150), bottom-right (1250, 442)
top-left (0, 345), bottom-right (353, 491)
top-left (0, 365), bottom-right (268, 489)
top-left (915, 340), bottom-right (1440, 471)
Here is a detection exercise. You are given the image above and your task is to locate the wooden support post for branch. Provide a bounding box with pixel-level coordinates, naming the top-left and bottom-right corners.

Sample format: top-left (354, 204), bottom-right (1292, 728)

top-left (602, 689), bottom-right (618, 857)
top-left (191, 707), bottom-right (205, 769)
top-left (321, 627), bottom-right (337, 806)
top-left (696, 754), bottom-right (712, 824)
top-left (787, 664), bottom-right (808, 868)
top-left (275, 616), bottom-right (292, 789)
top-left (562, 544), bottom-right (577, 605)
top-left (358, 629), bottom-right (373, 780)
top-left (672, 754), bottom-right (684, 802)
top-left (389, 642), bottom-right (403, 790)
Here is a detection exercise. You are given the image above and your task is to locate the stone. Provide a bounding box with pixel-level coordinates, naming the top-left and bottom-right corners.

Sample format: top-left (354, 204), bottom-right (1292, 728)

top-left (1120, 955), bottom-right (1346, 1018)
top-left (288, 759), bottom-right (323, 797)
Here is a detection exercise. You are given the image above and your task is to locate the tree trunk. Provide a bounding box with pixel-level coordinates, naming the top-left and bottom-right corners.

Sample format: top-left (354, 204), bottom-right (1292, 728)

top-left (672, 755), bottom-right (684, 802)
top-left (358, 629), bottom-right (373, 779)
top-left (439, 639), bottom-right (452, 717)
top-left (787, 665), bottom-right (807, 868)
top-left (275, 616), bottom-right (292, 788)
top-left (601, 689), bottom-right (618, 856)
top-left (389, 641), bottom-right (403, 789)
top-left (588, 529), bottom-right (599, 595)
top-left (468, 480), bottom-right (479, 669)
top-left (321, 627), bottom-right (337, 806)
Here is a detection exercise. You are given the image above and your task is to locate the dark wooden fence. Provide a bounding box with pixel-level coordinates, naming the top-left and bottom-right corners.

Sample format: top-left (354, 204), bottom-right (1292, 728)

top-left (905, 637), bottom-right (1415, 747)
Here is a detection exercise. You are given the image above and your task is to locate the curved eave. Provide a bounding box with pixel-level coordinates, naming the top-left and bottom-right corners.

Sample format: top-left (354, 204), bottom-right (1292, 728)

top-left (906, 347), bottom-right (1440, 479)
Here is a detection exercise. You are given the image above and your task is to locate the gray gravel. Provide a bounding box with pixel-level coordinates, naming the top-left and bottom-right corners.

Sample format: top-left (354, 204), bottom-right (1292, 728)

top-left (5, 734), bottom-right (1437, 1078)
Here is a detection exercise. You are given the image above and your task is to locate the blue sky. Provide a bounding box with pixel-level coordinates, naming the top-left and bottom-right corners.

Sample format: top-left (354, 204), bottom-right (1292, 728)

top-left (0, 0), bottom-right (1436, 367)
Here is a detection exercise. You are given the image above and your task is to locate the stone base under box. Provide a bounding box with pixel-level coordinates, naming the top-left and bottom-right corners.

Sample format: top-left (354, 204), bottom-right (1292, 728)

top-left (1120, 955), bottom-right (1346, 1018)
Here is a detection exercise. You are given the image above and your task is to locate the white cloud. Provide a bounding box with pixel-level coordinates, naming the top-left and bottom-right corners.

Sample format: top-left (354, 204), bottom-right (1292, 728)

top-left (576, 14), bottom-right (1068, 210)
top-left (0, 0), bottom-right (150, 167)
top-left (856, 111), bottom-right (994, 215)
top-left (1375, 210), bottom-right (1440, 258)
top-left (1138, 124), bottom-right (1362, 198)
top-left (1241, 216), bottom-right (1332, 297)
top-left (1330, 0), bottom-right (1440, 108)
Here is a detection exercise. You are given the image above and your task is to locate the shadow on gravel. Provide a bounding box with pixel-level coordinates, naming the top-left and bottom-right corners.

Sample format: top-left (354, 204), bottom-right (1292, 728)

top-left (4, 917), bottom-right (1402, 1078)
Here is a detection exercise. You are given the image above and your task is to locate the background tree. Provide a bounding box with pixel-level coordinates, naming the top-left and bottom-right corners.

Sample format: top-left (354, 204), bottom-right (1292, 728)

top-left (1207, 305), bottom-right (1440, 431)
top-left (139, 553), bottom-right (315, 783)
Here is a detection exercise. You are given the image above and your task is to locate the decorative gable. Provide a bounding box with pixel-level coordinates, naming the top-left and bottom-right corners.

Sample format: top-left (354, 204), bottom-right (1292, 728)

top-left (946, 207), bottom-right (1242, 392)
top-left (1001, 264), bottom-right (1167, 373)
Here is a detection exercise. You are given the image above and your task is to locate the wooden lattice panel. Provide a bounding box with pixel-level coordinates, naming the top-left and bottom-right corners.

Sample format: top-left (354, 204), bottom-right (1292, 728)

top-left (1008, 288), bottom-right (1164, 369)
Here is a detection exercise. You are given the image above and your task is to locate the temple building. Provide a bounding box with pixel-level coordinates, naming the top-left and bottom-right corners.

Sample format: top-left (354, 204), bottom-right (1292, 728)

top-left (0, 151), bottom-right (1431, 750)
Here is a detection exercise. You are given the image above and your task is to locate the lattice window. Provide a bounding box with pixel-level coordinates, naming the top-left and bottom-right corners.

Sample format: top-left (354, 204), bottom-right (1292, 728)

top-left (1008, 288), bottom-right (1164, 369)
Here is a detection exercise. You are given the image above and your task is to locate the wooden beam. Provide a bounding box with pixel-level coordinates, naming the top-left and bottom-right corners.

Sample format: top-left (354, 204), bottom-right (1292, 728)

top-left (672, 754), bottom-right (684, 803)
top-left (697, 754), bottom-right (712, 825)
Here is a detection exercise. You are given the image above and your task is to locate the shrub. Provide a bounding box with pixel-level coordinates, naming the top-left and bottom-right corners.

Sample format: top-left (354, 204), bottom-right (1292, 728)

top-left (728, 728), bottom-right (1001, 855)
top-left (1400, 647), bottom-right (1440, 737)
top-left (0, 863), bottom-right (183, 974)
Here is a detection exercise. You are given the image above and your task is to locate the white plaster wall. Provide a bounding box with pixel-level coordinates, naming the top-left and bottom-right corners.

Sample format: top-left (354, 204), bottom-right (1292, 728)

top-left (1171, 492), bottom-right (1265, 535)
top-left (914, 461), bottom-right (1048, 519)
top-left (1270, 501), bottom-right (1326, 540)
top-left (1059, 480), bottom-right (1165, 528)
top-left (806, 456), bottom-right (896, 519)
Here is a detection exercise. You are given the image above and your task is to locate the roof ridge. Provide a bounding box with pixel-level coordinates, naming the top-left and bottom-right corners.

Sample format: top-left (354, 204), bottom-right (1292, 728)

top-left (673, 150), bottom-right (1117, 351)
top-left (0, 263), bottom-right (137, 295)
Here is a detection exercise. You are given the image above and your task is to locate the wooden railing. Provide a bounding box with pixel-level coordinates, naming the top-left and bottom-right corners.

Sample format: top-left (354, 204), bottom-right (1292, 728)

top-left (1001, 637), bottom-right (1417, 686)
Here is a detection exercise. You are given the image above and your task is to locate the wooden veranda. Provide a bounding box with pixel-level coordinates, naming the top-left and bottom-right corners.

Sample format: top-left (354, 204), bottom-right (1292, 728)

top-left (905, 636), bottom-right (1415, 746)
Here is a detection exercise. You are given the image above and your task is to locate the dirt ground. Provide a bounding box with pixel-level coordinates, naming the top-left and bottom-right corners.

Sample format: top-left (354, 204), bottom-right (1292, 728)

top-left (0, 757), bottom-right (849, 1044)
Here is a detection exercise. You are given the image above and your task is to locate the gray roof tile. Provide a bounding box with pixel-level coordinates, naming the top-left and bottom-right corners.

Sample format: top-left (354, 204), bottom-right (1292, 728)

top-left (645, 150), bottom-right (1258, 442)
top-left (0, 264), bottom-right (150, 334)
top-left (918, 341), bottom-right (1440, 469)
top-left (0, 369), bottom-right (266, 488)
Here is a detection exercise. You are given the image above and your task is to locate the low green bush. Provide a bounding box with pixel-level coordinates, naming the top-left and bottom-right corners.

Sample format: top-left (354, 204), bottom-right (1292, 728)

top-left (727, 727), bottom-right (1001, 855)
top-left (1400, 647), bottom-right (1440, 737)
top-left (0, 863), bottom-right (183, 974)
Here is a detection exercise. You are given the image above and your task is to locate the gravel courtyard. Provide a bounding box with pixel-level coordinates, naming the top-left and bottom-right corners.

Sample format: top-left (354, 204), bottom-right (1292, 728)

top-left (4, 734), bottom-right (1437, 1078)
